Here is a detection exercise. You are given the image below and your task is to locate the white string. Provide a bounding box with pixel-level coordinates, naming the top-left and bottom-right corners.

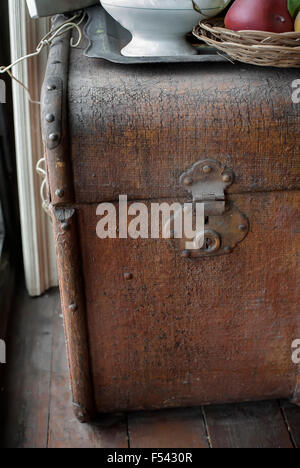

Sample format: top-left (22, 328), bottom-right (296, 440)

top-left (0, 11), bottom-right (85, 105)
top-left (2, 12), bottom-right (87, 214)
top-left (36, 157), bottom-right (51, 215)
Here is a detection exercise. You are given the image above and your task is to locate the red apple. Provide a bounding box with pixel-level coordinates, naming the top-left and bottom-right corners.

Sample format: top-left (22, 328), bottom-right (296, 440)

top-left (225, 0), bottom-right (294, 33)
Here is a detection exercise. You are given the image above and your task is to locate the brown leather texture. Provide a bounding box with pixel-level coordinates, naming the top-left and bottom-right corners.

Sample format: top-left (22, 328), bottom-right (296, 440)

top-left (68, 51), bottom-right (300, 204)
top-left (78, 193), bottom-right (299, 412)
top-left (43, 32), bottom-right (300, 415)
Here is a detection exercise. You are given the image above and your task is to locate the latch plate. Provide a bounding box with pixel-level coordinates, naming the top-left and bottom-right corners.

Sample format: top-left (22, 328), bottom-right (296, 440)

top-left (179, 159), bottom-right (234, 216)
top-left (173, 159), bottom-right (249, 258)
top-left (174, 202), bottom-right (249, 258)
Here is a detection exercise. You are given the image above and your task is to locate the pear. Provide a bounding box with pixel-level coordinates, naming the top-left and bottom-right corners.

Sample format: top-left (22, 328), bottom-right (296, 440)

top-left (225, 0), bottom-right (294, 33)
top-left (295, 11), bottom-right (300, 31)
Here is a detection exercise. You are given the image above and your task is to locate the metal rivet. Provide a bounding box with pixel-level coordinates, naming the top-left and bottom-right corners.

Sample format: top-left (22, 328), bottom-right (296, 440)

top-left (124, 272), bottom-right (133, 280)
top-left (47, 85), bottom-right (56, 91)
top-left (46, 113), bottom-right (55, 123)
top-left (55, 188), bottom-right (64, 198)
top-left (49, 133), bottom-right (59, 142)
top-left (181, 250), bottom-right (191, 259)
top-left (203, 165), bottom-right (212, 174)
top-left (224, 246), bottom-right (232, 254)
top-left (183, 177), bottom-right (193, 187)
top-left (239, 224), bottom-right (247, 232)
top-left (69, 303), bottom-right (78, 312)
top-left (223, 174), bottom-right (231, 183)
top-left (61, 222), bottom-right (70, 231)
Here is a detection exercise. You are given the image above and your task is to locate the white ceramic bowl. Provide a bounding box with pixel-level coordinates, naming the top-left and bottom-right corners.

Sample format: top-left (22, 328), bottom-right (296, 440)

top-left (101, 0), bottom-right (231, 57)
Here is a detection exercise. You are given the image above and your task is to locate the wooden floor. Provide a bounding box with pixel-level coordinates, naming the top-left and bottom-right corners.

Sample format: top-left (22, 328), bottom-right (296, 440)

top-left (0, 285), bottom-right (299, 449)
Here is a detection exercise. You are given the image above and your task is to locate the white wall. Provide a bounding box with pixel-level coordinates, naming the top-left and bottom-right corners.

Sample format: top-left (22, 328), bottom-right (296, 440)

top-left (9, 0), bottom-right (58, 296)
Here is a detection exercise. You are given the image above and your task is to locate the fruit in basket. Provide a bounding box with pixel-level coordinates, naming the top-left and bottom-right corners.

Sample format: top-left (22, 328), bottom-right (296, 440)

top-left (288, 0), bottom-right (300, 17)
top-left (288, 0), bottom-right (300, 31)
top-left (225, 0), bottom-right (294, 33)
top-left (295, 11), bottom-right (300, 30)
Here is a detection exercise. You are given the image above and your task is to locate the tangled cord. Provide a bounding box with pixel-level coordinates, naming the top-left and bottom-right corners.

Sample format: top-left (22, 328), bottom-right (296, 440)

top-left (0, 11), bottom-right (86, 104)
top-left (1, 11), bottom-right (86, 215)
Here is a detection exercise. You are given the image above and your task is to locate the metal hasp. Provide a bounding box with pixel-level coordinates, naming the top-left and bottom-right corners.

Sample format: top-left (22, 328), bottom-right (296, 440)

top-left (177, 159), bottom-right (249, 258)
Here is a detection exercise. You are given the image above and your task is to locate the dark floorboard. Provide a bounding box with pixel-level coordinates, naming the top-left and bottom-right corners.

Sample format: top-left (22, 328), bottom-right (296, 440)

top-left (0, 285), bottom-right (299, 448)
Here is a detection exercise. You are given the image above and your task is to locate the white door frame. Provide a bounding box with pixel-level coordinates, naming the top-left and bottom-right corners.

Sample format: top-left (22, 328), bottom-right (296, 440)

top-left (8, 0), bottom-right (58, 296)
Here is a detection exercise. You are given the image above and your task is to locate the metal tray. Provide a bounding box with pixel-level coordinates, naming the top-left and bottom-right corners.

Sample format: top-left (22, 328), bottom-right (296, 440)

top-left (26, 0), bottom-right (97, 18)
top-left (84, 5), bottom-right (226, 64)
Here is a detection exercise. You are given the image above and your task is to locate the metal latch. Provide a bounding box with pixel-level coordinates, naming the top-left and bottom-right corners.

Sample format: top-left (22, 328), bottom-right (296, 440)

top-left (172, 159), bottom-right (249, 258)
top-left (180, 158), bottom-right (234, 217)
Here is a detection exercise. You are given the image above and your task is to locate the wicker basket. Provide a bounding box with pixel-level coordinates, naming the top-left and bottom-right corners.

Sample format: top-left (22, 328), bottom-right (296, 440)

top-left (193, 18), bottom-right (300, 68)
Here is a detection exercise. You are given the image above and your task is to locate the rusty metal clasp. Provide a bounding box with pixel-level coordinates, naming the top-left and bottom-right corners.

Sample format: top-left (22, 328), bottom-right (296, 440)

top-left (174, 159), bottom-right (249, 258)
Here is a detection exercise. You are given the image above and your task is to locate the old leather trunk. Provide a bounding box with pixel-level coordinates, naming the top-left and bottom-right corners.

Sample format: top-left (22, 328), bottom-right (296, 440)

top-left (41, 25), bottom-right (300, 421)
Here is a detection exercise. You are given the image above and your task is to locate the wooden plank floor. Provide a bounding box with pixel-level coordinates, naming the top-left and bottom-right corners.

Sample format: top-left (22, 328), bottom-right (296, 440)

top-left (0, 286), bottom-right (299, 448)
